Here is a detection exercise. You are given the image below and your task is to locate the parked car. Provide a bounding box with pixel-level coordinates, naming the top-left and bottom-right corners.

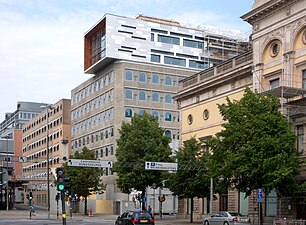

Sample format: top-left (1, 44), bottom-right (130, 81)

top-left (203, 211), bottom-right (251, 225)
top-left (115, 210), bottom-right (155, 225)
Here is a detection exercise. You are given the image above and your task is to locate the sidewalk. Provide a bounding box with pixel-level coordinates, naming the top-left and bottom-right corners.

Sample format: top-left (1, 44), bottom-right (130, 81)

top-left (0, 208), bottom-right (203, 224)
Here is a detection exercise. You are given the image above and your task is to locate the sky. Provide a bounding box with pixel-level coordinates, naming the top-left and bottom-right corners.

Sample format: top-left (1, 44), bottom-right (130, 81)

top-left (0, 0), bottom-right (254, 120)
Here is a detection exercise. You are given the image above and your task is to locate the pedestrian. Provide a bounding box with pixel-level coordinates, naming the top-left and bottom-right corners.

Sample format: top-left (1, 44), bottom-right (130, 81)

top-left (147, 205), bottom-right (152, 216)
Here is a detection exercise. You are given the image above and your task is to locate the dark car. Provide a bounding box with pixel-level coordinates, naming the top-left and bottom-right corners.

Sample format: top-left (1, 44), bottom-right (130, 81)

top-left (115, 210), bottom-right (155, 225)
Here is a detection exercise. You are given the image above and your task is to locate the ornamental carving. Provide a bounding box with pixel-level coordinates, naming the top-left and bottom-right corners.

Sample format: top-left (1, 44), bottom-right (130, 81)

top-left (292, 18), bottom-right (306, 37)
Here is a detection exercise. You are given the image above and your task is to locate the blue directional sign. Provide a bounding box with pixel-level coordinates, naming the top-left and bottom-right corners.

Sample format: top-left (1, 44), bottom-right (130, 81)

top-left (257, 188), bottom-right (262, 203)
top-left (145, 161), bottom-right (178, 171)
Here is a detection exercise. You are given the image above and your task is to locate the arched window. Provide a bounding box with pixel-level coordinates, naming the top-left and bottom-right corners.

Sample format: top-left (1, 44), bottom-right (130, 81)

top-left (152, 92), bottom-right (159, 102)
top-left (152, 111), bottom-right (159, 120)
top-left (126, 70), bottom-right (133, 81)
top-left (165, 130), bottom-right (172, 138)
top-left (125, 108), bottom-right (133, 118)
top-left (165, 112), bottom-right (172, 121)
top-left (100, 149), bottom-right (103, 157)
top-left (165, 94), bottom-right (172, 104)
top-left (152, 74), bottom-right (160, 84)
top-left (125, 90), bottom-right (133, 100)
top-left (139, 91), bottom-right (146, 101)
top-left (139, 110), bottom-right (145, 116)
top-left (165, 76), bottom-right (172, 86)
top-left (139, 72), bottom-right (147, 82)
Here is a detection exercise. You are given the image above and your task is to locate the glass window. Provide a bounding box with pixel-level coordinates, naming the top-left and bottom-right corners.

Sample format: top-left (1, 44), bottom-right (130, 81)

top-left (152, 74), bottom-right (160, 84)
top-left (110, 146), bottom-right (114, 155)
top-left (110, 71), bottom-right (114, 83)
top-left (165, 76), bottom-right (172, 86)
top-left (165, 112), bottom-right (172, 121)
top-left (105, 148), bottom-right (108, 156)
top-left (270, 79), bottom-right (279, 89)
top-left (125, 108), bottom-right (133, 118)
top-left (152, 111), bottom-right (159, 119)
top-left (165, 130), bottom-right (172, 138)
top-left (139, 72), bottom-right (146, 82)
top-left (303, 70), bottom-right (306, 89)
top-left (151, 33), bottom-right (154, 41)
top-left (126, 70), bottom-right (133, 81)
top-left (139, 91), bottom-right (146, 101)
top-left (152, 92), bottom-right (159, 102)
top-left (165, 94), bottom-right (172, 103)
top-left (189, 60), bottom-right (208, 69)
top-left (266, 190), bottom-right (277, 216)
top-left (158, 35), bottom-right (180, 45)
top-left (139, 110), bottom-right (144, 116)
top-left (164, 56), bottom-right (186, 67)
top-left (125, 90), bottom-right (133, 100)
top-left (297, 125), bottom-right (304, 154)
top-left (100, 149), bottom-right (103, 157)
top-left (183, 39), bottom-right (204, 49)
top-left (151, 54), bottom-right (160, 63)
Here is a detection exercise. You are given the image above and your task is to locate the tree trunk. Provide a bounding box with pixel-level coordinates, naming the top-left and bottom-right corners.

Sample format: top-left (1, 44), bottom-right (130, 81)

top-left (84, 196), bottom-right (88, 215)
top-left (190, 197), bottom-right (194, 223)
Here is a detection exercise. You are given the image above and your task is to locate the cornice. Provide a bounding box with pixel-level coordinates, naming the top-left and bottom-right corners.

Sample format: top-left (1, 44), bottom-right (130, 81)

top-left (241, 0), bottom-right (298, 25)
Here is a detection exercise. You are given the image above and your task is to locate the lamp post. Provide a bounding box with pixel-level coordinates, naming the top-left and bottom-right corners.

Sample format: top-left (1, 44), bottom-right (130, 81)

top-left (152, 183), bottom-right (156, 215)
top-left (210, 178), bottom-right (213, 215)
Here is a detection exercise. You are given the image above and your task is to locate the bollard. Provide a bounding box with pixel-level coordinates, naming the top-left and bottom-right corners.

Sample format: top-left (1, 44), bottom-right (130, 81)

top-left (89, 208), bottom-right (93, 217)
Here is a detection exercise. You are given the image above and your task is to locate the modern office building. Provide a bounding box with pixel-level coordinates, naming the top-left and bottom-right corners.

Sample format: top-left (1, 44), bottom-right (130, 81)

top-left (0, 101), bottom-right (50, 208)
top-left (71, 13), bottom-right (249, 214)
top-left (21, 99), bottom-right (71, 210)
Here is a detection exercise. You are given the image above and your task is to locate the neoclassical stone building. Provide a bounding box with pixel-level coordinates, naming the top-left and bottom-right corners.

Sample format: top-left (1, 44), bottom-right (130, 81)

top-left (242, 0), bottom-right (306, 220)
top-left (176, 0), bottom-right (306, 221)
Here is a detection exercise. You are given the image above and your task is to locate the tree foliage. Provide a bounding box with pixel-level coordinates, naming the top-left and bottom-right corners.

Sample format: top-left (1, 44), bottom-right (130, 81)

top-left (165, 137), bottom-right (211, 223)
top-left (113, 112), bottom-right (173, 195)
top-left (165, 137), bottom-right (211, 199)
top-left (207, 87), bottom-right (301, 196)
top-left (63, 147), bottom-right (104, 214)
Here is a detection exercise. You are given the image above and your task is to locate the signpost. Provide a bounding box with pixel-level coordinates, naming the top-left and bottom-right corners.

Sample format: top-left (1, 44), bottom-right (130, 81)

top-left (145, 162), bottom-right (178, 171)
top-left (67, 159), bottom-right (113, 168)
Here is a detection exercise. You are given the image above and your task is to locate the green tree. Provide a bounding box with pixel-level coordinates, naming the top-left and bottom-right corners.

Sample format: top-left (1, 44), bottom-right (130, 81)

top-left (165, 137), bottom-right (211, 223)
top-left (207, 87), bottom-right (302, 197)
top-left (113, 112), bottom-right (172, 210)
top-left (63, 147), bottom-right (104, 215)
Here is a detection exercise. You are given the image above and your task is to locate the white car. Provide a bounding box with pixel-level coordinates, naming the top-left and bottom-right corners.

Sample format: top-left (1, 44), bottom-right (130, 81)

top-left (203, 211), bottom-right (251, 225)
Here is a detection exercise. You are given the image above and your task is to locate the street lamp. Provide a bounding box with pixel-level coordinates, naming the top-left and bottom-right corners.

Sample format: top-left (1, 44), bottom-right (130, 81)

top-left (210, 178), bottom-right (213, 215)
top-left (41, 105), bottom-right (54, 220)
top-left (152, 183), bottom-right (156, 215)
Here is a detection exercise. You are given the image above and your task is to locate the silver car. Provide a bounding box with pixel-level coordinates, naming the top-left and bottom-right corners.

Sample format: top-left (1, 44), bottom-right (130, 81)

top-left (203, 211), bottom-right (251, 225)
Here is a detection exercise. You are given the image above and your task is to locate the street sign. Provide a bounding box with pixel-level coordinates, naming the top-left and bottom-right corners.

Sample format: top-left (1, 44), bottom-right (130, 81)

top-left (257, 188), bottom-right (262, 203)
top-left (67, 159), bottom-right (113, 168)
top-left (145, 162), bottom-right (178, 171)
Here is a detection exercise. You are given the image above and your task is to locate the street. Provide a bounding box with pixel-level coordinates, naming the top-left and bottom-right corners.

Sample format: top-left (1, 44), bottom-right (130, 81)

top-left (0, 206), bottom-right (203, 225)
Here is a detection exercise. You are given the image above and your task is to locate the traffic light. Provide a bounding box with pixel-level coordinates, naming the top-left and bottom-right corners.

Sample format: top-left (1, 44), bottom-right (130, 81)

top-left (68, 191), bottom-right (74, 199)
top-left (56, 167), bottom-right (71, 191)
top-left (56, 167), bottom-right (65, 191)
top-left (55, 193), bottom-right (60, 201)
top-left (29, 192), bottom-right (33, 200)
